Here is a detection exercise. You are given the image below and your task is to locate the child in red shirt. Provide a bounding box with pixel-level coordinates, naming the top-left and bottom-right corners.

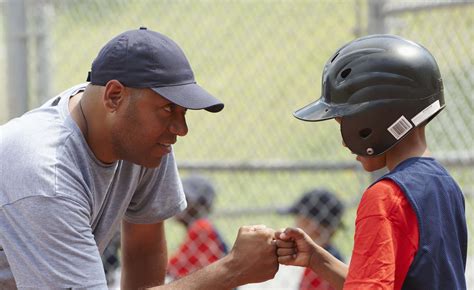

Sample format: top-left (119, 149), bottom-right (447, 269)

top-left (275, 34), bottom-right (467, 290)
top-left (279, 189), bottom-right (345, 290)
top-left (167, 175), bottom-right (228, 280)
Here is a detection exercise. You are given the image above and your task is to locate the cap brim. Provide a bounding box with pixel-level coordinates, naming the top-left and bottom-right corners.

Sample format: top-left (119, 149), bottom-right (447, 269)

top-left (152, 83), bottom-right (224, 113)
top-left (293, 99), bottom-right (339, 122)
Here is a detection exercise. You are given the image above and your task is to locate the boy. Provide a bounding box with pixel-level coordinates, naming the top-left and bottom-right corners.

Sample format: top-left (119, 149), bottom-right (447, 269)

top-left (278, 188), bottom-right (345, 290)
top-left (275, 34), bottom-right (467, 289)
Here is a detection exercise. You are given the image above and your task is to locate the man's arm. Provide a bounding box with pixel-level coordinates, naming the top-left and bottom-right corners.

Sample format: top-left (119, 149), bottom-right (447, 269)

top-left (149, 225), bottom-right (279, 290)
top-left (121, 220), bottom-right (168, 289)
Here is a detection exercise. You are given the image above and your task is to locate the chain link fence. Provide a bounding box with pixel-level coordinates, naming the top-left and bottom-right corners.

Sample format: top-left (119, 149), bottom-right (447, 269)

top-left (1, 0), bottom-right (473, 289)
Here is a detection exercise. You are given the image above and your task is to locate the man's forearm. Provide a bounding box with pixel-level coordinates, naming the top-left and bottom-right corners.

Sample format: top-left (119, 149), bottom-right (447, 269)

top-left (148, 254), bottom-right (237, 290)
top-left (148, 225), bottom-right (279, 290)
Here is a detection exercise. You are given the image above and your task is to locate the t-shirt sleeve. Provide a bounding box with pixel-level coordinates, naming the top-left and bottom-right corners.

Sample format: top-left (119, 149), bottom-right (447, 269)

top-left (0, 196), bottom-right (107, 289)
top-left (124, 150), bottom-right (187, 224)
top-left (344, 179), bottom-right (419, 290)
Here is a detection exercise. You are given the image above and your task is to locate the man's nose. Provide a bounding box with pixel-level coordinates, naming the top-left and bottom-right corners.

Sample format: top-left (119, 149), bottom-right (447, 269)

top-left (169, 115), bottom-right (188, 137)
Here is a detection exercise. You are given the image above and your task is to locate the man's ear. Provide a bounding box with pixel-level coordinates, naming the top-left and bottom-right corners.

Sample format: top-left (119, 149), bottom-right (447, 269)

top-left (103, 80), bottom-right (126, 112)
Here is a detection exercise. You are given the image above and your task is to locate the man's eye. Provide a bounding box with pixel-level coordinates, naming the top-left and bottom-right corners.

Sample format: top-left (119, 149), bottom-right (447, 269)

top-left (163, 105), bottom-right (172, 112)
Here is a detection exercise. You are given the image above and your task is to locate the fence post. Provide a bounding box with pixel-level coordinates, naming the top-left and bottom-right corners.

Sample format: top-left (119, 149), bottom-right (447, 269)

top-left (367, 0), bottom-right (389, 181)
top-left (35, 0), bottom-right (54, 104)
top-left (368, 0), bottom-right (387, 34)
top-left (5, 0), bottom-right (29, 119)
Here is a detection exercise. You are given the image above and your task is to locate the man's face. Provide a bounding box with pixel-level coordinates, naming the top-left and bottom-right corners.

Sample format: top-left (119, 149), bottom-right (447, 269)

top-left (111, 88), bottom-right (188, 168)
top-left (335, 118), bottom-right (386, 172)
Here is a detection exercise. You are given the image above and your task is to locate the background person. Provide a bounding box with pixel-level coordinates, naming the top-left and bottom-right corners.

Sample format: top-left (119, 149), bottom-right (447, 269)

top-left (167, 175), bottom-right (228, 280)
top-left (278, 188), bottom-right (345, 290)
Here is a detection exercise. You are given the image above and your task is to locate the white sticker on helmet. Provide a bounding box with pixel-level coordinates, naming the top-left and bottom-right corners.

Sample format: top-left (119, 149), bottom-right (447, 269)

top-left (388, 115), bottom-right (413, 140)
top-left (411, 100), bottom-right (441, 126)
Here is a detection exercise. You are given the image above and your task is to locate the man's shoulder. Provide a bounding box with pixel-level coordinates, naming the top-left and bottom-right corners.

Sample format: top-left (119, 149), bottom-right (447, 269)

top-left (1, 110), bottom-right (73, 163)
top-left (0, 111), bottom-right (78, 204)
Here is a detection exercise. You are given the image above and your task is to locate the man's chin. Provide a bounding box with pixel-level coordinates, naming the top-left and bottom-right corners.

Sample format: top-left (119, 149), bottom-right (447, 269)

top-left (137, 157), bottom-right (163, 168)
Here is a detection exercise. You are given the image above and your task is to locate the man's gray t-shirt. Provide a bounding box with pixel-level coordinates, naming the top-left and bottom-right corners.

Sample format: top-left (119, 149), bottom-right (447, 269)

top-left (0, 84), bottom-right (187, 289)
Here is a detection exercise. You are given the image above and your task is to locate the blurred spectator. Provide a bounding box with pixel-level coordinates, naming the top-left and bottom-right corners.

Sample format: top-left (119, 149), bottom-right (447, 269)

top-left (101, 231), bottom-right (121, 286)
top-left (167, 175), bottom-right (228, 281)
top-left (278, 188), bottom-right (345, 290)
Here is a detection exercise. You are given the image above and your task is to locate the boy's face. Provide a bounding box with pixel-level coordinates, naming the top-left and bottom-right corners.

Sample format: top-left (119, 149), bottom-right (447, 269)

top-left (335, 118), bottom-right (386, 172)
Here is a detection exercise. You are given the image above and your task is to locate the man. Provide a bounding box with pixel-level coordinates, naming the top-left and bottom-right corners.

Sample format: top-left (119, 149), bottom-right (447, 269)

top-left (167, 175), bottom-right (228, 280)
top-left (0, 27), bottom-right (278, 289)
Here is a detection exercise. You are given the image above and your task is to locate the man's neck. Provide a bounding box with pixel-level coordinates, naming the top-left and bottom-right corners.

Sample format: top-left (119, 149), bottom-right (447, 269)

top-left (69, 92), bottom-right (87, 136)
top-left (68, 92), bottom-right (117, 165)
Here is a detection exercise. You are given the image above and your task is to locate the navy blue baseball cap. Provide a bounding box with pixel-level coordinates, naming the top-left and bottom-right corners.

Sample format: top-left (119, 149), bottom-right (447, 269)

top-left (182, 175), bottom-right (216, 208)
top-left (87, 27), bottom-right (224, 112)
top-left (278, 188), bottom-right (345, 230)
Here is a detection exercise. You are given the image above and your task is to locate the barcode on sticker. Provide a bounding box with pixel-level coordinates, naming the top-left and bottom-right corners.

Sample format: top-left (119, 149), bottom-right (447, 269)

top-left (388, 116), bottom-right (413, 140)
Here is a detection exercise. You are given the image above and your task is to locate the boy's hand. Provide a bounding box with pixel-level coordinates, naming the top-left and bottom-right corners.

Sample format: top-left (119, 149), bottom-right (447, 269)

top-left (274, 227), bottom-right (318, 268)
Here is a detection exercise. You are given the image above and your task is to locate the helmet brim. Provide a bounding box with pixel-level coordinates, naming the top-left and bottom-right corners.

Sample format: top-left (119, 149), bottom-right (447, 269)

top-left (294, 98), bottom-right (343, 122)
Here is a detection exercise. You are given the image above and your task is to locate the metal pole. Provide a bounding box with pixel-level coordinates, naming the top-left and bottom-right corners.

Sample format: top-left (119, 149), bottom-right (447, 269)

top-left (367, 0), bottom-right (388, 181)
top-left (5, 0), bottom-right (29, 119)
top-left (367, 0), bottom-right (387, 34)
top-left (353, 0), bottom-right (363, 37)
top-left (35, 0), bottom-right (53, 104)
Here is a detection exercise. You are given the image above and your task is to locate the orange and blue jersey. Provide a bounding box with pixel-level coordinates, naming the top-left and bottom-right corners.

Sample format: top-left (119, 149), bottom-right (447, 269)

top-left (345, 157), bottom-right (467, 290)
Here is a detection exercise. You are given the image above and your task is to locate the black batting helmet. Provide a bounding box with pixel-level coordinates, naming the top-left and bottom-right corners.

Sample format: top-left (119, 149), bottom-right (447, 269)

top-left (294, 34), bottom-right (445, 156)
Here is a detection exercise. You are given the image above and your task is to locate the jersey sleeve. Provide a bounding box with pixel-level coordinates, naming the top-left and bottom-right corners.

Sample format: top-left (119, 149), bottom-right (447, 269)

top-left (124, 150), bottom-right (187, 224)
top-left (344, 179), bottom-right (419, 290)
top-left (0, 195), bottom-right (107, 289)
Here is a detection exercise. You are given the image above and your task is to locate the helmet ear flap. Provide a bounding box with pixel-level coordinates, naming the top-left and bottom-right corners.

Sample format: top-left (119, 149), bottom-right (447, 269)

top-left (341, 103), bottom-right (408, 156)
top-left (341, 96), bottom-right (444, 157)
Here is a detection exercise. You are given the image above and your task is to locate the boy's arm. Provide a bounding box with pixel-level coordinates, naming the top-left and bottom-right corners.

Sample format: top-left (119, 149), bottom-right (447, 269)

top-left (275, 227), bottom-right (348, 290)
top-left (148, 225), bottom-right (279, 290)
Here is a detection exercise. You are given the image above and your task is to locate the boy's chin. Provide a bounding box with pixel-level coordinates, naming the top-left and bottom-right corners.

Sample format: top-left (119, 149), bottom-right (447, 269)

top-left (357, 155), bottom-right (386, 172)
top-left (363, 165), bottom-right (385, 172)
